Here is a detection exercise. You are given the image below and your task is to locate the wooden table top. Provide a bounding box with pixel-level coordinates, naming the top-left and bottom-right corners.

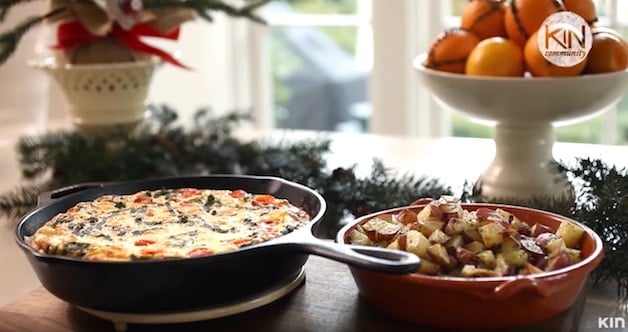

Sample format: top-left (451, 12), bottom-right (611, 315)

top-left (0, 254), bottom-right (621, 332)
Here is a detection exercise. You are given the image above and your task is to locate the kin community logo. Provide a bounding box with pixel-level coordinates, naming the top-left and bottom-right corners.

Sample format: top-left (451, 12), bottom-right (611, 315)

top-left (597, 316), bottom-right (626, 329)
top-left (537, 11), bottom-right (592, 68)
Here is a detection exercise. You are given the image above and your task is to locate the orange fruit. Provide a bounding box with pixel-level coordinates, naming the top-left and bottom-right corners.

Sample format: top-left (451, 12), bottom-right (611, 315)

top-left (504, 0), bottom-right (565, 47)
top-left (562, 0), bottom-right (597, 25)
top-left (426, 28), bottom-right (482, 74)
top-left (584, 27), bottom-right (628, 74)
top-left (465, 37), bottom-right (525, 76)
top-left (461, 0), bottom-right (508, 40)
top-left (524, 30), bottom-right (588, 76)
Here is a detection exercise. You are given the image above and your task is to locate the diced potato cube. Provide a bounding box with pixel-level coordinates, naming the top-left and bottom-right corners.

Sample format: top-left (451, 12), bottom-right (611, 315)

top-left (535, 232), bottom-right (559, 249)
top-left (521, 262), bottom-right (544, 275)
top-left (546, 237), bottom-right (566, 253)
top-left (564, 248), bottom-right (582, 263)
top-left (545, 249), bottom-right (573, 271)
top-left (500, 236), bottom-right (520, 252)
top-left (349, 229), bottom-right (372, 246)
top-left (395, 209), bottom-right (418, 224)
top-left (418, 258), bottom-right (441, 275)
top-left (406, 230), bottom-right (430, 258)
top-left (444, 217), bottom-right (477, 236)
top-left (445, 234), bottom-right (464, 249)
top-left (461, 264), bottom-right (499, 277)
top-left (494, 254), bottom-right (512, 276)
top-left (375, 214), bottom-right (394, 222)
top-left (414, 219), bottom-right (445, 238)
top-left (447, 267), bottom-right (464, 277)
top-left (454, 247), bottom-right (478, 265)
top-left (428, 229), bottom-right (450, 244)
top-left (478, 222), bottom-right (505, 248)
top-left (495, 208), bottom-right (527, 234)
top-left (556, 221), bottom-right (585, 248)
top-left (462, 228), bottom-right (483, 242)
top-left (439, 197), bottom-right (461, 216)
top-left (464, 240), bottom-right (485, 254)
top-left (476, 250), bottom-right (496, 269)
top-left (500, 249), bottom-right (528, 267)
top-left (531, 223), bottom-right (555, 237)
top-left (361, 218), bottom-right (401, 243)
top-left (416, 203), bottom-right (443, 222)
top-left (495, 208), bottom-right (514, 223)
top-left (427, 243), bottom-right (451, 267)
top-left (386, 238), bottom-right (400, 250)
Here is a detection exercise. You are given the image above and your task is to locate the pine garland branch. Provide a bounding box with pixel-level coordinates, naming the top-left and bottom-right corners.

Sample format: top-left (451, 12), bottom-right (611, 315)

top-left (0, 11), bottom-right (49, 64)
top-left (1, 105), bottom-right (451, 237)
top-left (142, 0), bottom-right (274, 24)
top-left (16, 105), bottom-right (251, 183)
top-left (237, 0), bottom-right (275, 24)
top-left (0, 0), bottom-right (44, 21)
top-left (308, 162), bottom-right (452, 237)
top-left (568, 158), bottom-right (628, 299)
top-left (0, 183), bottom-right (48, 220)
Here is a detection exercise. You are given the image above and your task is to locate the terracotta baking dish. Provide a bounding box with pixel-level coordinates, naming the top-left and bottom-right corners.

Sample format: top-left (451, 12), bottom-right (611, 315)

top-left (337, 202), bottom-right (604, 329)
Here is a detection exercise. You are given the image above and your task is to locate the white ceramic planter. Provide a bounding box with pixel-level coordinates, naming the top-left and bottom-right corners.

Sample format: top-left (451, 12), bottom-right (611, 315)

top-left (414, 53), bottom-right (628, 200)
top-left (31, 58), bottom-right (158, 137)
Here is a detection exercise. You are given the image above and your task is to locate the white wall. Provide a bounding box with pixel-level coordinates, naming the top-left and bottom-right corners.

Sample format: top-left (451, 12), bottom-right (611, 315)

top-left (0, 4), bottom-right (54, 146)
top-left (147, 16), bottom-right (236, 127)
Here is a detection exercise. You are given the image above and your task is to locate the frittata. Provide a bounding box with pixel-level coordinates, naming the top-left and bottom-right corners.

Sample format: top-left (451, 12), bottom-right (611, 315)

top-left (27, 188), bottom-right (311, 261)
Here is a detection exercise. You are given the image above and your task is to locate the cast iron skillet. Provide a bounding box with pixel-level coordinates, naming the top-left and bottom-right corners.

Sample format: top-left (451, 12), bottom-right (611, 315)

top-left (15, 175), bottom-right (420, 313)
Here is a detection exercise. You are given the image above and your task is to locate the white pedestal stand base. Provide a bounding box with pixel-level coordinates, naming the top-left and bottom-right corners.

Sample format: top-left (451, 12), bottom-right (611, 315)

top-left (473, 123), bottom-right (573, 200)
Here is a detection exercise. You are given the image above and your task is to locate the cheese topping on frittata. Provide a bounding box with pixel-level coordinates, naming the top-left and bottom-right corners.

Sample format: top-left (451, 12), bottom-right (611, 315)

top-left (28, 188), bottom-right (310, 261)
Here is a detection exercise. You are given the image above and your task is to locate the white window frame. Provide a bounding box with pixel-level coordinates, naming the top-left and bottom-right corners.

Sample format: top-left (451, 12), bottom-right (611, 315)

top-left (369, 0), bottom-right (449, 137)
top-left (146, 0), bottom-right (626, 142)
top-left (597, 0), bottom-right (625, 144)
top-left (239, 0), bottom-right (457, 137)
top-left (243, 0), bottom-right (373, 131)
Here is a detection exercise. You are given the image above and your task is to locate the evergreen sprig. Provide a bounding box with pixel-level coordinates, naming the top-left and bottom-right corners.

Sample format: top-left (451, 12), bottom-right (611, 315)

top-left (569, 158), bottom-right (628, 299)
top-left (0, 0), bottom-right (43, 21)
top-left (0, 8), bottom-right (61, 65)
top-left (143, 0), bottom-right (274, 24)
top-left (3, 105), bottom-right (451, 236)
top-left (0, 184), bottom-right (45, 220)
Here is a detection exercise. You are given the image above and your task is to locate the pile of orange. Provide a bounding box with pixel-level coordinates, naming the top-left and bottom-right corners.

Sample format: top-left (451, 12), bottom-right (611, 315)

top-left (424, 0), bottom-right (628, 77)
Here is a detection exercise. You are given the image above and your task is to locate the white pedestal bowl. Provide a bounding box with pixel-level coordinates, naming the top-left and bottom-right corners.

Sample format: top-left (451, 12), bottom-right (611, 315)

top-left (30, 58), bottom-right (159, 137)
top-left (414, 53), bottom-right (628, 200)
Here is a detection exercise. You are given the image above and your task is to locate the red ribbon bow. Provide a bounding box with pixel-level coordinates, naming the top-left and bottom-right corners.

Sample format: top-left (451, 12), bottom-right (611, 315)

top-left (54, 21), bottom-right (190, 69)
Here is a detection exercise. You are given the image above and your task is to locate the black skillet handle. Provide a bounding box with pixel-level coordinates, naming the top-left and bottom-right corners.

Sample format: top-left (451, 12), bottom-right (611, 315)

top-left (292, 240), bottom-right (420, 274)
top-left (37, 182), bottom-right (106, 206)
